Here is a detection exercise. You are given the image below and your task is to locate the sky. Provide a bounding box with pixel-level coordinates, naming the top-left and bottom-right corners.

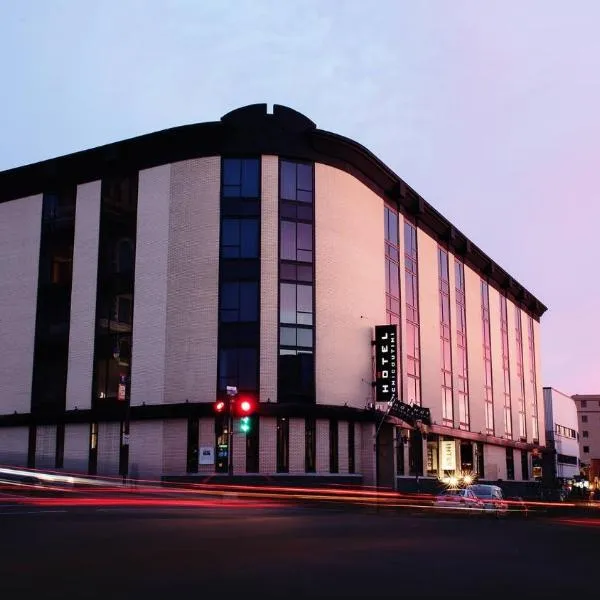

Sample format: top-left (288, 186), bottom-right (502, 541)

top-left (0, 0), bottom-right (598, 395)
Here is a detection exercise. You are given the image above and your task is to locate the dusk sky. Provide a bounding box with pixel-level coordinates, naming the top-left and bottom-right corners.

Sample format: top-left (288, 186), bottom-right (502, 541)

top-left (1, 1), bottom-right (598, 395)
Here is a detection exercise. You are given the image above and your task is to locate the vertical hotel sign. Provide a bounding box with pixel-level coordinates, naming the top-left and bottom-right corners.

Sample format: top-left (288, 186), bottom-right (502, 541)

top-left (374, 325), bottom-right (398, 404)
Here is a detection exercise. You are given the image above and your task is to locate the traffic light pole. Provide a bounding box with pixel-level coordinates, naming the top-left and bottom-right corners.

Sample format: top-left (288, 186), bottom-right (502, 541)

top-left (226, 386), bottom-right (237, 477)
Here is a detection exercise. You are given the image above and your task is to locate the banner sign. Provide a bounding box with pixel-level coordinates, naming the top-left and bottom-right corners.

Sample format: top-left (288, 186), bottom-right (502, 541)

top-left (389, 401), bottom-right (431, 425)
top-left (374, 325), bottom-right (398, 404)
top-left (441, 441), bottom-right (456, 471)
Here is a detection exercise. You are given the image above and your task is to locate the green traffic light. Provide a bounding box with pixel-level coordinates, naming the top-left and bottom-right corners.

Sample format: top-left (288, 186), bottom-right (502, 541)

top-left (240, 416), bottom-right (251, 433)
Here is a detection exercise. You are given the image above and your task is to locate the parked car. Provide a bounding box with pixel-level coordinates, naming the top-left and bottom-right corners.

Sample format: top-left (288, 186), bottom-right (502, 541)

top-left (435, 488), bottom-right (482, 512)
top-left (467, 484), bottom-right (508, 516)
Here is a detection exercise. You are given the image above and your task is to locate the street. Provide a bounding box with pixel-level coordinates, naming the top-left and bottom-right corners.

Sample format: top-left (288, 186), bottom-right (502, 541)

top-left (0, 499), bottom-right (598, 598)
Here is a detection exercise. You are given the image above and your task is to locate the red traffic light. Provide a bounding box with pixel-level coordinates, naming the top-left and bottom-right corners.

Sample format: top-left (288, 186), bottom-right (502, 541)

top-left (214, 401), bottom-right (226, 413)
top-left (235, 397), bottom-right (256, 416)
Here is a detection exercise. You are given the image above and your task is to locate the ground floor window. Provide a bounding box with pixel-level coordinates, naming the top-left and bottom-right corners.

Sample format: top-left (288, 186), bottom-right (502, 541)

top-left (329, 420), bottom-right (338, 473)
top-left (348, 422), bottom-right (355, 474)
top-left (409, 430), bottom-right (423, 476)
top-left (305, 417), bottom-right (316, 472)
top-left (277, 417), bottom-right (289, 473)
top-left (245, 415), bottom-right (259, 473)
top-left (506, 447), bottom-right (515, 480)
top-left (521, 450), bottom-right (529, 480)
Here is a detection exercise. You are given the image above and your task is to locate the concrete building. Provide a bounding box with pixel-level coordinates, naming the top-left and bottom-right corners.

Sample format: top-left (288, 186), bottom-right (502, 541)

top-left (572, 394), bottom-right (600, 488)
top-left (0, 104), bottom-right (546, 491)
top-left (542, 387), bottom-right (580, 484)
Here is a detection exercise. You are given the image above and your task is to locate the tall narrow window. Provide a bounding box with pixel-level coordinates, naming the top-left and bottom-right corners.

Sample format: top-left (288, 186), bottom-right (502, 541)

top-left (481, 281), bottom-right (494, 435)
top-left (329, 420), bottom-right (339, 473)
top-left (404, 220), bottom-right (421, 406)
top-left (500, 296), bottom-right (512, 439)
top-left (245, 415), bottom-right (259, 473)
top-left (438, 248), bottom-right (453, 425)
top-left (217, 157), bottom-right (261, 476)
top-left (385, 206), bottom-right (401, 329)
top-left (32, 186), bottom-right (76, 414)
top-left (305, 417), bottom-right (316, 472)
top-left (348, 422), bottom-right (355, 474)
top-left (187, 417), bottom-right (199, 473)
top-left (455, 260), bottom-right (470, 430)
top-left (515, 308), bottom-right (527, 440)
top-left (527, 316), bottom-right (540, 443)
top-left (276, 417), bottom-right (289, 473)
top-left (278, 160), bottom-right (315, 404)
top-left (521, 449), bottom-right (529, 480)
top-left (92, 174), bottom-right (138, 409)
top-left (89, 422), bottom-right (98, 475)
top-left (506, 447), bottom-right (515, 480)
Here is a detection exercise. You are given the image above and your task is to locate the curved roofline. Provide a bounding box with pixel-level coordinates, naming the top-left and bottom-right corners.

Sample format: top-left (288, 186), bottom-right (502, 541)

top-left (0, 103), bottom-right (547, 319)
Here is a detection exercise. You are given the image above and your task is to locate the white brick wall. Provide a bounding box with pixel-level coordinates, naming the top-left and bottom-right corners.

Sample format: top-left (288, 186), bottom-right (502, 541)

top-left (131, 165), bottom-right (171, 407)
top-left (128, 420), bottom-right (164, 480)
top-left (63, 424), bottom-right (88, 473)
top-left (289, 417), bottom-right (305, 474)
top-left (97, 422), bottom-right (120, 477)
top-left (316, 419), bottom-right (329, 473)
top-left (232, 421), bottom-right (246, 474)
top-left (416, 229), bottom-right (441, 423)
top-left (35, 425), bottom-right (56, 470)
top-left (0, 426), bottom-right (28, 466)
top-left (0, 195), bottom-right (42, 414)
top-left (162, 419), bottom-right (186, 474)
top-left (259, 417), bottom-right (277, 474)
top-left (360, 422), bottom-right (376, 486)
top-left (260, 156), bottom-right (279, 404)
top-left (66, 181), bottom-right (101, 411)
top-left (315, 165), bottom-right (385, 409)
top-left (164, 158), bottom-right (220, 404)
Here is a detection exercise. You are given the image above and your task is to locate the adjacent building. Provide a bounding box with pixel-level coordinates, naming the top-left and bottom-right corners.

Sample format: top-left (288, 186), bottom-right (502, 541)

top-left (542, 387), bottom-right (580, 484)
top-left (0, 104), bottom-right (547, 490)
top-left (572, 394), bottom-right (600, 489)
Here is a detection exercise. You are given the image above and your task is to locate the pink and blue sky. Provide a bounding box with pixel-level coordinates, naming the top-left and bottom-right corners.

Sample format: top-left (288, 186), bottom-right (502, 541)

top-left (1, 0), bottom-right (598, 394)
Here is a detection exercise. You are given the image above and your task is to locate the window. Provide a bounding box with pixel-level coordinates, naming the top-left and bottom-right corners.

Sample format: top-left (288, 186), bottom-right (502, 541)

top-left (186, 418), bottom-right (199, 473)
top-left (455, 260), bottom-right (470, 430)
top-left (581, 400), bottom-right (587, 408)
top-left (515, 309), bottom-right (527, 440)
top-left (221, 219), bottom-right (259, 258)
top-left (348, 422), bottom-right (355, 474)
top-left (278, 160), bottom-right (315, 403)
top-left (245, 416), bottom-right (259, 473)
top-left (506, 447), bottom-right (515, 480)
top-left (404, 220), bottom-right (421, 406)
top-left (582, 415), bottom-right (588, 423)
top-left (527, 316), bottom-right (539, 442)
top-left (385, 206), bottom-right (401, 329)
top-left (276, 417), bottom-right (289, 472)
top-left (329, 420), bottom-right (339, 473)
top-left (521, 450), bottom-right (529, 480)
top-left (281, 221), bottom-right (313, 262)
top-left (500, 296), bottom-right (512, 439)
top-left (583, 431), bottom-right (589, 438)
top-left (481, 281), bottom-right (494, 435)
top-left (280, 161), bottom-right (313, 202)
top-left (218, 348), bottom-right (258, 392)
top-left (305, 418), bottom-right (316, 472)
top-left (438, 248), bottom-right (453, 425)
top-left (583, 445), bottom-right (590, 454)
top-left (222, 158), bottom-right (260, 198)
top-left (220, 281), bottom-right (258, 322)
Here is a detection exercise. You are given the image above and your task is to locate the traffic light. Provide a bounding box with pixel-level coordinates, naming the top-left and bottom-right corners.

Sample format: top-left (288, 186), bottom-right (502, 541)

top-left (214, 400), bottom-right (226, 413)
top-left (240, 416), bottom-right (252, 433)
top-left (236, 397), bottom-right (256, 434)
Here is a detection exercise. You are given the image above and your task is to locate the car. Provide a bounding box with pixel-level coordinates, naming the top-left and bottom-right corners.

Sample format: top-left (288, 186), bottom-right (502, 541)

top-left (434, 488), bottom-right (482, 512)
top-left (467, 484), bottom-right (508, 516)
